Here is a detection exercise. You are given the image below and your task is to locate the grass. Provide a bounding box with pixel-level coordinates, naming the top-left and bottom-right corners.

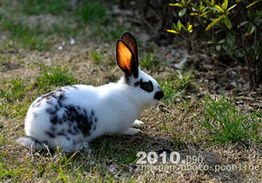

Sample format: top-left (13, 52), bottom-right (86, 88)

top-left (160, 71), bottom-right (195, 99)
top-left (90, 50), bottom-right (103, 64)
top-left (0, 18), bottom-right (51, 51)
top-left (0, 78), bottom-right (27, 102)
top-left (76, 0), bottom-right (108, 24)
top-left (199, 96), bottom-right (261, 145)
top-left (35, 66), bottom-right (79, 92)
top-left (22, 0), bottom-right (69, 15)
top-left (140, 53), bottom-right (159, 70)
top-left (89, 24), bottom-right (128, 42)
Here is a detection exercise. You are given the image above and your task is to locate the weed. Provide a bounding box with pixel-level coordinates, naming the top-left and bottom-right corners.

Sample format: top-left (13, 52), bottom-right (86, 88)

top-left (90, 50), bottom-right (103, 64)
top-left (76, 0), bottom-right (108, 24)
top-left (160, 71), bottom-right (194, 99)
top-left (0, 78), bottom-right (27, 102)
top-left (140, 53), bottom-right (159, 70)
top-left (22, 0), bottom-right (68, 15)
top-left (35, 66), bottom-right (78, 92)
top-left (199, 96), bottom-right (261, 145)
top-left (1, 19), bottom-right (50, 51)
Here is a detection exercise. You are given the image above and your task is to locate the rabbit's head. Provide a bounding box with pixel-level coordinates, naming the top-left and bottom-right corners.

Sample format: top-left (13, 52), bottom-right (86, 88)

top-left (116, 32), bottom-right (164, 108)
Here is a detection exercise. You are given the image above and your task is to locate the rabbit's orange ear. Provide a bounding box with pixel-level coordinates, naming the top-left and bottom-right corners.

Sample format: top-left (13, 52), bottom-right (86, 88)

top-left (116, 40), bottom-right (138, 77)
top-left (121, 32), bottom-right (138, 64)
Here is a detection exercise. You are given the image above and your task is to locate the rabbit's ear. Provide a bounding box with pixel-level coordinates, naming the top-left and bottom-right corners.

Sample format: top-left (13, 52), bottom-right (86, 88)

top-left (121, 32), bottom-right (138, 64)
top-left (116, 40), bottom-right (138, 77)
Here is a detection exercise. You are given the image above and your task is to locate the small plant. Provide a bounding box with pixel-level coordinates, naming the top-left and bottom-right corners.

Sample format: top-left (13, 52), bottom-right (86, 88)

top-left (90, 51), bottom-right (103, 64)
top-left (199, 96), bottom-right (261, 145)
top-left (35, 66), bottom-right (78, 91)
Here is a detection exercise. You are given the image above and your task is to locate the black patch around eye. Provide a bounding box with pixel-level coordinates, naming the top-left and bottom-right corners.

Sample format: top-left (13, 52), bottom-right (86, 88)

top-left (140, 81), bottom-right (154, 92)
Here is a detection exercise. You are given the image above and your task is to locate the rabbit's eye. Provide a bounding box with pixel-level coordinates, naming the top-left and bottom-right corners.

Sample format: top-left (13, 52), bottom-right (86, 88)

top-left (140, 81), bottom-right (153, 92)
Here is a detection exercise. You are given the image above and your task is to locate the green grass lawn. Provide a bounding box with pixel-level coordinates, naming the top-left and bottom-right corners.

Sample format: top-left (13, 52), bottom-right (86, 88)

top-left (0, 0), bottom-right (261, 182)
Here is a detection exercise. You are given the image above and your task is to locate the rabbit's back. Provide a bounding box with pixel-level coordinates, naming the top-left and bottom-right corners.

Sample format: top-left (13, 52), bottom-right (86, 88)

top-left (24, 85), bottom-right (100, 150)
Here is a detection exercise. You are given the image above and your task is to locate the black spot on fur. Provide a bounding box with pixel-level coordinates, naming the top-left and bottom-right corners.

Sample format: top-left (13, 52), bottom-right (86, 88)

top-left (50, 115), bottom-right (59, 124)
top-left (63, 105), bottom-right (96, 137)
top-left (33, 112), bottom-right (38, 118)
top-left (134, 79), bottom-right (142, 87)
top-left (50, 126), bottom-right (56, 132)
top-left (134, 79), bottom-right (154, 92)
top-left (45, 131), bottom-right (56, 138)
top-left (32, 87), bottom-right (68, 108)
top-left (46, 108), bottom-right (56, 115)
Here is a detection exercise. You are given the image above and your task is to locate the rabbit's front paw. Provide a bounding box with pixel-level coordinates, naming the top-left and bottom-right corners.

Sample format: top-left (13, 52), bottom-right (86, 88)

top-left (122, 128), bottom-right (141, 135)
top-left (75, 141), bottom-right (90, 152)
top-left (132, 120), bottom-right (144, 127)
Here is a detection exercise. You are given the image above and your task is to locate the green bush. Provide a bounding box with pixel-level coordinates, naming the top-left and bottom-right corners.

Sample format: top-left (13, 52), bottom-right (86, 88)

top-left (167, 0), bottom-right (262, 89)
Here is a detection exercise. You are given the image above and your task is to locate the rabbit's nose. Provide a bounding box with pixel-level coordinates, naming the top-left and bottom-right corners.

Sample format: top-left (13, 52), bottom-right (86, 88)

top-left (154, 90), bottom-right (164, 100)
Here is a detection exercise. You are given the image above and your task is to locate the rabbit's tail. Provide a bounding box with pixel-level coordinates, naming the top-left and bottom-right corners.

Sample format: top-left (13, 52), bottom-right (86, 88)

top-left (17, 136), bottom-right (47, 150)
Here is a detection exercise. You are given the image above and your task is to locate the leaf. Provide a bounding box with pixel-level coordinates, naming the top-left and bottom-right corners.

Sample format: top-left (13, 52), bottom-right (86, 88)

top-left (206, 14), bottom-right (225, 30)
top-left (179, 8), bottom-right (187, 17)
top-left (177, 20), bottom-right (183, 31)
top-left (199, 11), bottom-right (209, 17)
top-left (227, 4), bottom-right (237, 11)
top-left (166, 29), bottom-right (179, 34)
top-left (169, 3), bottom-right (183, 8)
top-left (181, 0), bottom-right (186, 6)
top-left (211, 0), bottom-right (215, 6)
top-left (224, 16), bottom-right (232, 29)
top-left (222, 0), bottom-right (228, 10)
top-left (214, 5), bottom-right (225, 13)
top-left (247, 23), bottom-right (256, 35)
top-left (247, 0), bottom-right (261, 8)
top-left (199, 1), bottom-right (204, 11)
top-left (187, 23), bottom-right (193, 33)
top-left (190, 12), bottom-right (199, 16)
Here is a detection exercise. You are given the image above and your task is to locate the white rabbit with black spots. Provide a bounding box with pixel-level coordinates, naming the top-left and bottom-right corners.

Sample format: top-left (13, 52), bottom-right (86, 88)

top-left (17, 32), bottom-right (164, 153)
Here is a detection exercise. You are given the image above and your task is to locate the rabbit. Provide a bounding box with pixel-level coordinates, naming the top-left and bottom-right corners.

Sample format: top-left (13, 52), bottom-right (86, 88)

top-left (17, 32), bottom-right (164, 153)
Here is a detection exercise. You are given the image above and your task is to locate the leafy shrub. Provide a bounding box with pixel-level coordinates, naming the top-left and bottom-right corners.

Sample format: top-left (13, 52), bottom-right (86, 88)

top-left (167, 0), bottom-right (262, 89)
